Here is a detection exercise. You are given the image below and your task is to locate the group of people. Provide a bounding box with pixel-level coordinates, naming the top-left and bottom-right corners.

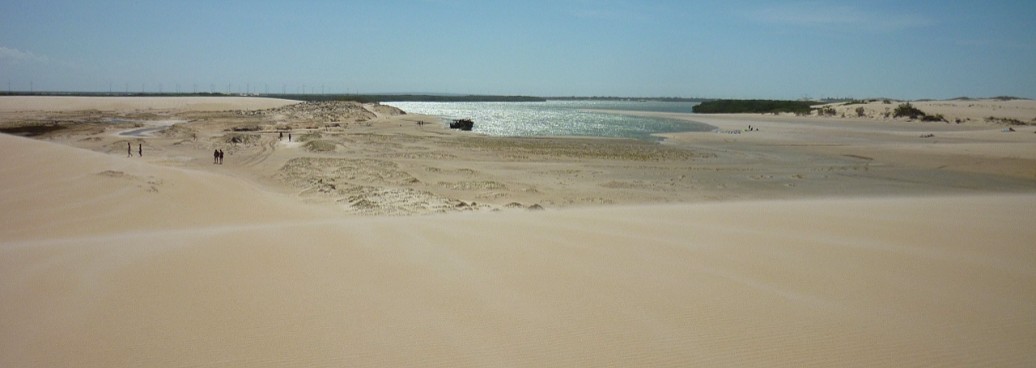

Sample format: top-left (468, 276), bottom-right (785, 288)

top-left (125, 141), bottom-right (228, 165)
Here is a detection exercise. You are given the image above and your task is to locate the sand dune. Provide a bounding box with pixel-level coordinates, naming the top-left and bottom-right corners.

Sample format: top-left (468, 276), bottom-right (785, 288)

top-left (0, 133), bottom-right (332, 242)
top-left (2, 128), bottom-right (1035, 366)
top-left (0, 96), bottom-right (299, 112)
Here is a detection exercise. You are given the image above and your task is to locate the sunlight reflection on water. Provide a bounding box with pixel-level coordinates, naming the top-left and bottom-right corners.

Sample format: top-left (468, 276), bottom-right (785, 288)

top-left (385, 100), bottom-right (712, 141)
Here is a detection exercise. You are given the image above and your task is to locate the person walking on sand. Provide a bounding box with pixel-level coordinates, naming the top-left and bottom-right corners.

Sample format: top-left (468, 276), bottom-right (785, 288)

top-left (288, 133), bottom-right (292, 142)
top-left (127, 142), bottom-right (132, 157)
top-left (279, 131), bottom-right (283, 141)
top-left (218, 149), bottom-right (224, 164)
top-left (213, 149), bottom-right (219, 164)
top-left (138, 143), bottom-right (142, 157)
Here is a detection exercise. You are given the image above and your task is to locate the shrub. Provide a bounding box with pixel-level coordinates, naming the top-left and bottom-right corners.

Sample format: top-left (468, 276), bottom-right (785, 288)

top-left (986, 116), bottom-right (1027, 125)
top-left (893, 103), bottom-right (926, 119)
top-left (855, 106), bottom-right (866, 117)
top-left (692, 99), bottom-right (816, 114)
top-left (816, 106), bottom-right (837, 116)
top-left (921, 114), bottom-right (946, 122)
top-left (230, 125), bottom-right (260, 132)
top-left (893, 103), bottom-right (948, 121)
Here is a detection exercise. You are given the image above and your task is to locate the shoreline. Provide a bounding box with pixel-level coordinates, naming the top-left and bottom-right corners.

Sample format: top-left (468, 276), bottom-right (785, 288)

top-left (2, 96), bottom-right (1034, 213)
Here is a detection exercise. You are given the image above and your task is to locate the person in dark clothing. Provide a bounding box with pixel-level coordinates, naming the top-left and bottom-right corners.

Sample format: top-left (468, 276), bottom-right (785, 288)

top-left (279, 131), bottom-right (283, 140)
top-left (138, 144), bottom-right (142, 157)
top-left (214, 149), bottom-right (219, 164)
top-left (128, 142), bottom-right (132, 157)
top-left (288, 133), bottom-right (292, 142)
top-left (218, 149), bottom-right (224, 164)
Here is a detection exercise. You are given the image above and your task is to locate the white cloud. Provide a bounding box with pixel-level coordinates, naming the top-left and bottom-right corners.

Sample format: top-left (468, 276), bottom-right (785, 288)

top-left (0, 46), bottom-right (51, 64)
top-left (751, 3), bottom-right (934, 32)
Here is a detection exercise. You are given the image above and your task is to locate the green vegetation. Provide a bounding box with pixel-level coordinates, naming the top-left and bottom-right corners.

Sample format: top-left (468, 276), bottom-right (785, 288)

top-left (230, 125), bottom-right (261, 132)
top-left (817, 106), bottom-right (837, 116)
top-left (893, 103), bottom-right (926, 119)
top-left (0, 123), bottom-right (66, 137)
top-left (985, 116), bottom-right (1028, 126)
top-left (692, 99), bottom-right (816, 114)
top-left (893, 103), bottom-right (947, 122)
top-left (921, 114), bottom-right (946, 122)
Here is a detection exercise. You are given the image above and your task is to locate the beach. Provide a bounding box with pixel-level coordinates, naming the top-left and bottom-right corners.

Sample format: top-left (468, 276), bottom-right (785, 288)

top-left (2, 96), bottom-right (1035, 367)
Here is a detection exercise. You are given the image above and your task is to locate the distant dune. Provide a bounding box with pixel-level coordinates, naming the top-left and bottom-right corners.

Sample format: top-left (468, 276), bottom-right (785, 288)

top-left (811, 98), bottom-right (1036, 123)
top-left (0, 96), bottom-right (300, 112)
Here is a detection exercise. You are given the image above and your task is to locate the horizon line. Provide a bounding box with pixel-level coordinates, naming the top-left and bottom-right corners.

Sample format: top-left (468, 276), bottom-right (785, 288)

top-left (0, 91), bottom-right (1031, 102)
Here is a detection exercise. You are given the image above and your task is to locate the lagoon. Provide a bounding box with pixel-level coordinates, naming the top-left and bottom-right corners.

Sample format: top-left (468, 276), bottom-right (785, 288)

top-left (384, 100), bottom-right (713, 141)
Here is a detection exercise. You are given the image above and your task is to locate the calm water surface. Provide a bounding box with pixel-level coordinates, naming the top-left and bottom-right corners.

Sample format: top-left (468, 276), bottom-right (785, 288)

top-left (384, 100), bottom-right (713, 141)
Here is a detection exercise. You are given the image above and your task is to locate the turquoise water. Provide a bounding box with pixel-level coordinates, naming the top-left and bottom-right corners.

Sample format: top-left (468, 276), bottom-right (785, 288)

top-left (384, 100), bottom-right (713, 141)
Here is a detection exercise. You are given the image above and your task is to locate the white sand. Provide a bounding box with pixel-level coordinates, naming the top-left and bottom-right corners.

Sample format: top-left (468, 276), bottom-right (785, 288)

top-left (0, 96), bottom-right (299, 112)
top-left (2, 97), bottom-right (1035, 367)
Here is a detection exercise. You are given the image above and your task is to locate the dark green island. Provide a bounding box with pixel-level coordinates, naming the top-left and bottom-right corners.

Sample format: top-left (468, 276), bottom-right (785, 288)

top-left (692, 99), bottom-right (817, 114)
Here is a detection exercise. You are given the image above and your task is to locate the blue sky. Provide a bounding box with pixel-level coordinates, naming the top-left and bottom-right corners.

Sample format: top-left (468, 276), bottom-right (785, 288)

top-left (1, 0), bottom-right (1033, 99)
